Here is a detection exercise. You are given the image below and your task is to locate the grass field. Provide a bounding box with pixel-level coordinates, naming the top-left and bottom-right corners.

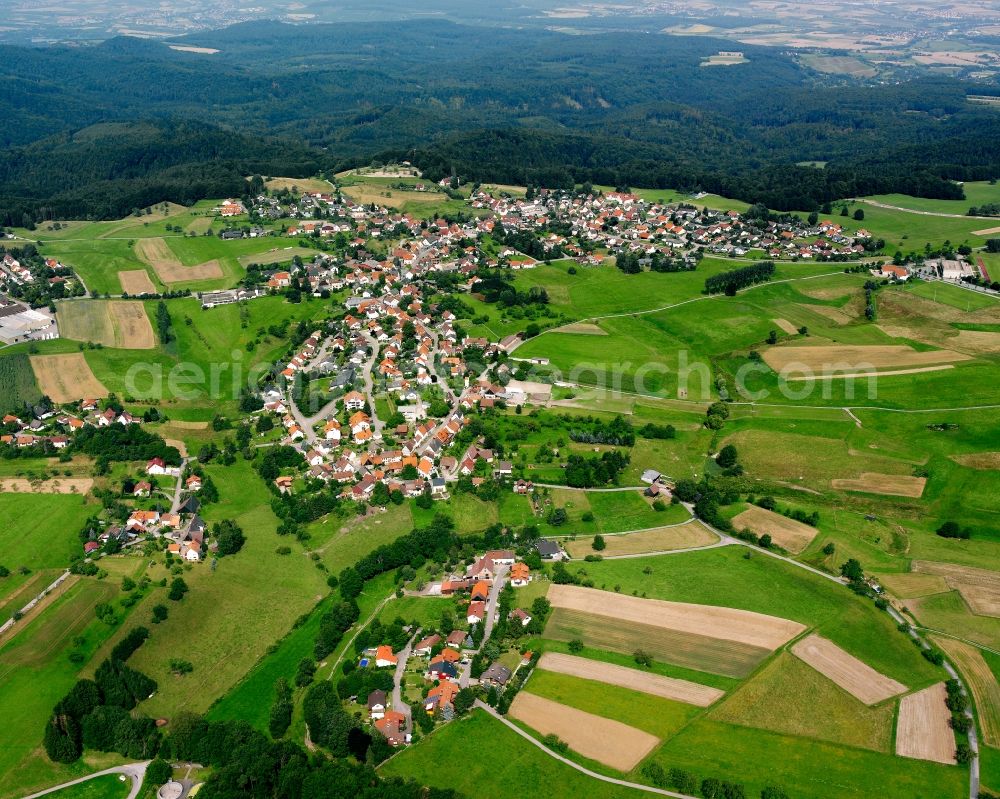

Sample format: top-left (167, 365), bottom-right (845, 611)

top-left (45, 774), bottom-right (130, 799)
top-left (88, 460), bottom-right (327, 719)
top-left (381, 709), bottom-right (646, 799)
top-left (646, 718), bottom-right (965, 799)
top-left (0, 578), bottom-right (125, 798)
top-left (0, 493), bottom-right (92, 602)
top-left (525, 669), bottom-right (702, 739)
top-left (710, 652), bottom-right (894, 751)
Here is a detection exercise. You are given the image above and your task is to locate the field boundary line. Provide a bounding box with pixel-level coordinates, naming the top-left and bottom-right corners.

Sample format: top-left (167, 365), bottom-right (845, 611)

top-left (473, 702), bottom-right (698, 799)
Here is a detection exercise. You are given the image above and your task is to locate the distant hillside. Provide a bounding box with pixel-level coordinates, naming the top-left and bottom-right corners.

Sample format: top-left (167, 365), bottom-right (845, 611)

top-left (1, 20), bottom-right (999, 219)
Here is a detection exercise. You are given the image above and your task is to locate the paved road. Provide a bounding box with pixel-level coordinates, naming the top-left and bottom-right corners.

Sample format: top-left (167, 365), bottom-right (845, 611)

top-left (392, 634), bottom-right (416, 735)
top-left (359, 332), bottom-right (384, 440)
top-left (474, 702), bottom-right (698, 799)
top-left (169, 457), bottom-right (190, 514)
top-left (459, 566), bottom-right (508, 689)
top-left (23, 762), bottom-right (149, 799)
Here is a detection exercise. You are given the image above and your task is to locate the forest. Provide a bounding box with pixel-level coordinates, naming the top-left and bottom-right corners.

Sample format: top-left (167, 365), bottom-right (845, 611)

top-left (1, 20), bottom-right (999, 220)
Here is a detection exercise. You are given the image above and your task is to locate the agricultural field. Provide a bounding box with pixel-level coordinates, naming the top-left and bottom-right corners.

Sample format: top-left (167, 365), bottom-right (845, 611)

top-left (0, 492), bottom-right (93, 603)
top-left (382, 709), bottom-right (646, 799)
top-left (30, 353), bottom-right (109, 403)
top-left (0, 352), bottom-right (41, 411)
top-left (57, 300), bottom-right (156, 349)
top-left (562, 520), bottom-right (715, 558)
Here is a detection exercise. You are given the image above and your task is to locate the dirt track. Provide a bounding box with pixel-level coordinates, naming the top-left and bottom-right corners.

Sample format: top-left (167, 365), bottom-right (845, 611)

top-left (547, 584), bottom-right (804, 650)
top-left (791, 634), bottom-right (906, 705)
top-left (895, 682), bottom-right (956, 764)
top-left (508, 692), bottom-right (660, 771)
top-left (538, 652), bottom-right (723, 707)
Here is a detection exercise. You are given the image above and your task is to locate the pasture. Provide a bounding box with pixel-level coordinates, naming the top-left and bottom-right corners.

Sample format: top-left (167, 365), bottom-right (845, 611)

top-left (0, 493), bottom-right (91, 602)
top-left (88, 460), bottom-right (327, 719)
top-left (648, 718), bottom-right (966, 799)
top-left (710, 652), bottom-right (895, 752)
top-left (30, 353), bottom-right (108, 403)
top-left (44, 774), bottom-right (130, 799)
top-left (264, 176), bottom-right (333, 192)
top-left (57, 300), bottom-right (156, 349)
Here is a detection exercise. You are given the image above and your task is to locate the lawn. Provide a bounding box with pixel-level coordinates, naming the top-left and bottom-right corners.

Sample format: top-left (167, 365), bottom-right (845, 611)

top-left (0, 493), bottom-right (94, 603)
top-left (378, 595), bottom-right (457, 630)
top-left (380, 708), bottom-right (647, 799)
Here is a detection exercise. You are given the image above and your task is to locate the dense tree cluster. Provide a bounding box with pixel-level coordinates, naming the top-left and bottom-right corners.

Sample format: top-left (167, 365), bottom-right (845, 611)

top-left (704, 261), bottom-right (776, 295)
top-left (72, 425), bottom-right (181, 466)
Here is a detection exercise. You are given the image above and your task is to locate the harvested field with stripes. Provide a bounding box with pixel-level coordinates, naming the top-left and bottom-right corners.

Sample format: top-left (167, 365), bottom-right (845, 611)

top-left (537, 652), bottom-right (723, 707)
top-left (30, 353), bottom-right (107, 403)
top-left (763, 344), bottom-right (970, 373)
top-left (57, 300), bottom-right (155, 349)
top-left (895, 682), bottom-right (956, 764)
top-left (508, 692), bottom-right (660, 771)
top-left (118, 269), bottom-right (157, 295)
top-left (562, 520), bottom-right (715, 558)
top-left (934, 636), bottom-right (1000, 747)
top-left (831, 473), bottom-right (926, 498)
top-left (914, 560), bottom-right (1000, 617)
top-left (791, 634), bottom-right (906, 705)
top-left (544, 608), bottom-right (769, 677)
top-left (547, 585), bottom-right (805, 650)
